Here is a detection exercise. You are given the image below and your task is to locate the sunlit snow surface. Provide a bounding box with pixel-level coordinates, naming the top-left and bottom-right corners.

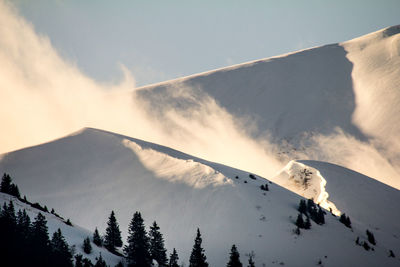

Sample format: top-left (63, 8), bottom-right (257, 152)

top-left (275, 160), bottom-right (340, 216)
top-left (1, 0), bottom-right (399, 190)
top-left (0, 128), bottom-right (399, 266)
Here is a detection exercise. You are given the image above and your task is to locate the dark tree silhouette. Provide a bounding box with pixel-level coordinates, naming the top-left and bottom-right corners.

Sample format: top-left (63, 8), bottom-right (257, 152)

top-left (83, 236), bottom-right (92, 254)
top-left (124, 212), bottom-right (151, 267)
top-left (227, 244), bottom-right (242, 267)
top-left (295, 213), bottom-right (304, 229)
top-left (169, 248), bottom-right (180, 267)
top-left (149, 221), bottom-right (168, 266)
top-left (0, 173), bottom-right (12, 194)
top-left (366, 229), bottom-right (376, 245)
top-left (339, 213), bottom-right (351, 228)
top-left (93, 227), bottom-right (103, 247)
top-left (247, 251), bottom-right (255, 267)
top-left (50, 228), bottom-right (73, 267)
top-left (298, 199), bottom-right (307, 214)
top-left (304, 216), bottom-right (311, 229)
top-left (94, 253), bottom-right (107, 267)
top-left (189, 228), bottom-right (209, 267)
top-left (104, 211), bottom-right (123, 252)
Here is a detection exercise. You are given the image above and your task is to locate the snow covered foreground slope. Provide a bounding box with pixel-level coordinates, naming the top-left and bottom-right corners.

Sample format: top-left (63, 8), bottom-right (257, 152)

top-left (1, 128), bottom-right (399, 266)
top-left (0, 193), bottom-right (122, 266)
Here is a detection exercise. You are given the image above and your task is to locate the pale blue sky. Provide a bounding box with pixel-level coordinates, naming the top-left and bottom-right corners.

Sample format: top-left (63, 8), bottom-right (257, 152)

top-left (13, 0), bottom-right (400, 86)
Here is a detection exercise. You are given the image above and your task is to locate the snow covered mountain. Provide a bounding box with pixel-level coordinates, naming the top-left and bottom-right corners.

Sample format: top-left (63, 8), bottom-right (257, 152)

top-left (2, 9), bottom-right (400, 192)
top-left (0, 128), bottom-right (399, 266)
top-left (130, 25), bottom-right (400, 189)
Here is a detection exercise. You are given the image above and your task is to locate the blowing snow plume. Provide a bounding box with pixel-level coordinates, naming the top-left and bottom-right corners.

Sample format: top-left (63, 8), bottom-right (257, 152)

top-left (1, 0), bottom-right (400, 189)
top-left (0, 0), bottom-right (282, 179)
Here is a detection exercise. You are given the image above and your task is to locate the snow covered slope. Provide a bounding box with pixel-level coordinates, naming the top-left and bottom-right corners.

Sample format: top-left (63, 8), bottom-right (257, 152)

top-left (1, 5), bottom-right (399, 190)
top-left (131, 25), bottom-right (400, 189)
top-left (275, 160), bottom-right (400, 251)
top-left (0, 192), bottom-right (122, 266)
top-left (1, 128), bottom-right (399, 266)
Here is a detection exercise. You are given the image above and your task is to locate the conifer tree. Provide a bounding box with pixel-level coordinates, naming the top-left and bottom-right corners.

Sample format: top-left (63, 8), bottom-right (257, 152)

top-left (298, 199), bottom-right (307, 214)
top-left (149, 221), bottom-right (168, 266)
top-left (189, 228), bottom-right (209, 267)
top-left (83, 236), bottom-right (93, 254)
top-left (51, 228), bottom-right (73, 267)
top-left (2, 201), bottom-right (16, 226)
top-left (75, 254), bottom-right (84, 267)
top-left (0, 173), bottom-right (12, 194)
top-left (31, 212), bottom-right (51, 266)
top-left (227, 244), bottom-right (242, 267)
top-left (94, 253), bottom-right (107, 267)
top-left (317, 207), bottom-right (325, 225)
top-left (10, 184), bottom-right (20, 198)
top-left (304, 216), bottom-right (311, 229)
top-left (169, 248), bottom-right (180, 267)
top-left (93, 227), bottom-right (103, 247)
top-left (16, 209), bottom-right (31, 241)
top-left (295, 213), bottom-right (304, 229)
top-left (104, 211), bottom-right (123, 252)
top-left (247, 252), bottom-right (255, 267)
top-left (339, 214), bottom-right (351, 228)
top-left (366, 229), bottom-right (376, 245)
top-left (124, 211), bottom-right (151, 267)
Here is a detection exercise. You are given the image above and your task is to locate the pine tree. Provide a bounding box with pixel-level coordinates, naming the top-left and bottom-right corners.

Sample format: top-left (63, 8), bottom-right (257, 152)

top-left (75, 254), bottom-right (84, 267)
top-left (227, 244), bottom-right (242, 267)
top-left (93, 227), bottom-right (103, 247)
top-left (16, 209), bottom-right (31, 241)
top-left (189, 228), bottom-right (209, 267)
top-left (307, 199), bottom-right (316, 214)
top-left (0, 202), bottom-right (17, 267)
top-left (298, 199), bottom-right (307, 214)
top-left (339, 213), bottom-right (351, 228)
top-left (295, 213), bottom-right (304, 229)
top-left (169, 248), bottom-right (180, 267)
top-left (366, 229), bottom-right (376, 245)
top-left (149, 221), bottom-right (168, 266)
top-left (0, 173), bottom-right (12, 194)
top-left (104, 211), bottom-right (123, 252)
top-left (10, 184), bottom-right (20, 198)
top-left (83, 236), bottom-right (93, 254)
top-left (30, 212), bottom-right (52, 266)
top-left (94, 253), bottom-right (107, 267)
top-left (317, 207), bottom-right (325, 225)
top-left (304, 216), bottom-right (311, 229)
top-left (31, 212), bottom-right (50, 249)
top-left (2, 201), bottom-right (16, 226)
top-left (50, 228), bottom-right (73, 267)
top-left (124, 211), bottom-right (151, 267)
top-left (247, 252), bottom-right (255, 267)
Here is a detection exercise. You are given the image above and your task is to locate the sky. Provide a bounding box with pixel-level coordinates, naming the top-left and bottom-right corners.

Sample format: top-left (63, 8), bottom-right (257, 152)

top-left (12, 0), bottom-right (400, 87)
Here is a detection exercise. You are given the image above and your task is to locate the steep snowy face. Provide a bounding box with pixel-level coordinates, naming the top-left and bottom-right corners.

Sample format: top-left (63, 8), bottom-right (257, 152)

top-left (342, 25), bottom-right (400, 177)
top-left (132, 25), bottom-right (400, 189)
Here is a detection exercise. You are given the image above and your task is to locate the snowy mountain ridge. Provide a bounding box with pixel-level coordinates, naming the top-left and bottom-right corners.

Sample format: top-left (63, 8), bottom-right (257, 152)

top-left (1, 128), bottom-right (399, 266)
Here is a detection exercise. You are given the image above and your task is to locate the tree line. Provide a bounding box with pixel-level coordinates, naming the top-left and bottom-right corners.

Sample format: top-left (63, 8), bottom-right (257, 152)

top-left (0, 173), bottom-right (256, 267)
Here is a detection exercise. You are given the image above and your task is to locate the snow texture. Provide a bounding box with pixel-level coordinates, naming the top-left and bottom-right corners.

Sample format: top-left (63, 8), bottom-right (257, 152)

top-left (1, 128), bottom-right (399, 266)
